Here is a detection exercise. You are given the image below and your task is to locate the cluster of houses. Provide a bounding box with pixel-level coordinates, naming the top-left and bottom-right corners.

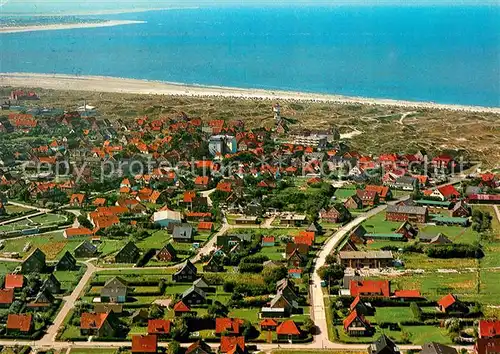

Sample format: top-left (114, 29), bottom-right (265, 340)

top-left (0, 248), bottom-right (77, 337)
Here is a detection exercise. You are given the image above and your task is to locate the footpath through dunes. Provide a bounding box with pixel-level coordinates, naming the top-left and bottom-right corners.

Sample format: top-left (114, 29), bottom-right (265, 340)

top-left (1, 73), bottom-right (500, 114)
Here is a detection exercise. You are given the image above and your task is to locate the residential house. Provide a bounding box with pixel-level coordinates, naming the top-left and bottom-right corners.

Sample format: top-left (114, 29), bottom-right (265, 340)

top-left (365, 185), bottom-right (392, 201)
top-left (4, 274), bottom-right (24, 290)
top-left (198, 222), bottom-right (214, 233)
top-left (0, 289), bottom-right (14, 307)
top-left (338, 251), bottom-right (394, 269)
top-left (268, 292), bottom-right (298, 315)
top-left (368, 335), bottom-right (401, 354)
top-left (432, 184), bottom-right (461, 201)
top-left (344, 194), bottom-right (363, 210)
top-left (64, 227), bottom-right (94, 239)
top-left (474, 338), bottom-right (500, 354)
top-left (350, 225), bottom-right (367, 244)
top-left (350, 280), bottom-right (391, 298)
top-left (186, 340), bottom-right (213, 354)
top-left (203, 255), bottom-right (224, 273)
top-left (173, 301), bottom-right (191, 316)
top-left (219, 336), bottom-right (245, 354)
top-left (6, 314), bottom-right (33, 334)
top-left (115, 241), bottom-right (140, 264)
top-left (156, 243), bottom-right (177, 262)
top-left (215, 317), bottom-right (244, 336)
top-left (148, 319), bottom-right (171, 336)
top-left (350, 296), bottom-right (374, 316)
top-left (261, 236), bottom-right (275, 247)
top-left (276, 320), bottom-right (301, 342)
top-left (356, 190), bottom-right (380, 207)
top-left (74, 240), bottom-right (98, 258)
top-left (80, 312), bottom-right (116, 337)
top-left (451, 201), bottom-right (471, 217)
top-left (27, 290), bottom-right (54, 309)
top-left (387, 176), bottom-right (417, 191)
top-left (153, 210), bottom-right (182, 228)
top-left (181, 286), bottom-right (207, 305)
top-left (70, 193), bottom-right (87, 207)
top-left (131, 309), bottom-right (149, 324)
top-left (101, 277), bottom-right (129, 303)
top-left (173, 224), bottom-right (194, 243)
top-left (131, 334), bottom-right (158, 354)
top-left (173, 260), bottom-right (198, 282)
top-left (478, 320), bottom-right (500, 339)
top-left (41, 274), bottom-right (61, 294)
top-left (395, 221), bottom-right (418, 239)
top-left (386, 205), bottom-right (428, 223)
top-left (55, 251), bottom-right (77, 271)
top-left (193, 277), bottom-right (211, 292)
top-left (319, 206), bottom-right (350, 223)
top-left (21, 248), bottom-right (46, 274)
top-left (260, 318), bottom-right (278, 331)
top-left (343, 310), bottom-right (371, 336)
top-left (421, 343), bottom-right (457, 354)
top-left (437, 293), bottom-right (468, 314)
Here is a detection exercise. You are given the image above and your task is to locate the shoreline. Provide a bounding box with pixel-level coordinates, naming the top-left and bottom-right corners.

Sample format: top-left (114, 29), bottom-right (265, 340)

top-left (0, 7), bottom-right (198, 17)
top-left (1, 72), bottom-right (499, 114)
top-left (0, 20), bottom-right (146, 34)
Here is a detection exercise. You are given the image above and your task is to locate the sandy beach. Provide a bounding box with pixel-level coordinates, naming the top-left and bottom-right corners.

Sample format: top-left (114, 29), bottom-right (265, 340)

top-left (1, 72), bottom-right (499, 114)
top-left (0, 20), bottom-right (146, 34)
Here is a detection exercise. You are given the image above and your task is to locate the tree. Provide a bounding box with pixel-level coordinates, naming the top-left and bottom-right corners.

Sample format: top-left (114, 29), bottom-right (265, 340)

top-left (207, 301), bottom-right (229, 318)
top-left (262, 265), bottom-right (287, 284)
top-left (148, 304), bottom-right (164, 319)
top-left (317, 264), bottom-right (345, 283)
top-left (410, 302), bottom-right (423, 321)
top-left (167, 341), bottom-right (181, 354)
top-left (302, 318), bottom-right (315, 334)
top-left (77, 215), bottom-right (93, 229)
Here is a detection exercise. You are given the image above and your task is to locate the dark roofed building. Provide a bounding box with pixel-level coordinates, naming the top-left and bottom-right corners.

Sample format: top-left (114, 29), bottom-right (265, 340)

top-left (74, 240), bottom-right (98, 258)
top-left (55, 251), bottom-right (77, 271)
top-left (115, 241), bottom-right (140, 264)
top-left (21, 248), bottom-right (46, 274)
top-left (386, 205), bottom-right (428, 223)
top-left (368, 334), bottom-right (401, 354)
top-left (173, 224), bottom-right (194, 243)
top-left (173, 260), bottom-right (197, 282)
top-left (101, 277), bottom-right (129, 303)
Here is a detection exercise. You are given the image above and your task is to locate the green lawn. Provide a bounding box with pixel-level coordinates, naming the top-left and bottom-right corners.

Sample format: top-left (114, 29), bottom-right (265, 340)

top-left (334, 188), bottom-right (357, 201)
top-left (5, 204), bottom-right (32, 214)
top-left (361, 212), bottom-right (402, 234)
top-left (373, 307), bottom-right (414, 323)
top-left (71, 349), bottom-right (117, 354)
top-left (0, 261), bottom-right (19, 275)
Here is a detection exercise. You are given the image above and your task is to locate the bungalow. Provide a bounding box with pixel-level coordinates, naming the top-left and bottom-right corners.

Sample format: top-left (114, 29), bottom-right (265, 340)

top-left (320, 206), bottom-right (350, 223)
top-left (131, 334), bottom-right (158, 354)
top-left (148, 319), bottom-right (171, 336)
top-left (288, 268), bottom-right (302, 279)
top-left (5, 274), bottom-right (24, 290)
top-left (215, 317), bottom-right (244, 336)
top-left (198, 221), bottom-right (214, 232)
top-left (268, 292), bottom-right (299, 315)
top-left (344, 194), bottom-right (363, 210)
top-left (173, 301), bottom-right (191, 317)
top-left (219, 336), bottom-right (245, 354)
top-left (437, 293), bottom-right (468, 314)
top-left (451, 201), bottom-right (471, 218)
top-left (0, 289), bottom-right (14, 307)
top-left (153, 210), bottom-right (182, 228)
top-left (393, 290), bottom-right (423, 301)
top-left (156, 243), bottom-right (177, 262)
top-left (432, 184), bottom-right (461, 201)
top-left (101, 277), bottom-right (128, 303)
top-left (41, 274), bottom-right (61, 294)
top-left (395, 221), bottom-right (418, 239)
top-left (350, 280), bottom-right (390, 298)
top-left (64, 227), bottom-right (94, 239)
top-left (387, 176), bottom-right (417, 191)
top-left (6, 314), bottom-right (32, 334)
top-left (478, 320), bottom-right (500, 339)
top-left (343, 310), bottom-right (371, 336)
top-left (80, 312), bottom-right (116, 337)
top-left (261, 236), bottom-right (275, 247)
top-left (276, 320), bottom-right (301, 342)
top-left (186, 340), bottom-right (213, 354)
top-left (287, 249), bottom-right (306, 268)
top-left (280, 213), bottom-right (307, 226)
top-left (173, 260), bottom-right (198, 282)
top-left (260, 318), bottom-right (278, 331)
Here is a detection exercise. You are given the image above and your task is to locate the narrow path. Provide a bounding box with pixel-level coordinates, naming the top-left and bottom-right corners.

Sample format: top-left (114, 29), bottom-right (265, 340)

top-left (398, 111), bottom-right (417, 125)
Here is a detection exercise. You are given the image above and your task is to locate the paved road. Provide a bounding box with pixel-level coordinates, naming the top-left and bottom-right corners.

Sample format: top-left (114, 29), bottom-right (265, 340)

top-left (40, 260), bottom-right (97, 345)
top-left (494, 205), bottom-right (500, 224)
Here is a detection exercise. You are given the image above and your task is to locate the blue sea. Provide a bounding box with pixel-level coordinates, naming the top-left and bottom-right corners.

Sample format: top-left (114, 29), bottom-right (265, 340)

top-left (0, 6), bottom-right (499, 107)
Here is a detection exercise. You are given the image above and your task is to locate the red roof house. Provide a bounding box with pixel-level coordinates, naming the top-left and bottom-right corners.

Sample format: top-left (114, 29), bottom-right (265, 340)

top-left (215, 318), bottom-right (244, 335)
top-left (132, 334), bottom-right (158, 353)
top-left (260, 318), bottom-right (278, 331)
top-left (173, 301), bottom-right (191, 316)
top-left (349, 280), bottom-right (390, 298)
top-left (0, 289), bottom-right (14, 305)
top-left (436, 184), bottom-right (461, 200)
top-left (7, 314), bottom-right (32, 333)
top-left (276, 320), bottom-right (301, 340)
top-left (5, 274), bottom-right (24, 289)
top-left (148, 319), bottom-right (171, 335)
top-left (220, 336), bottom-right (245, 353)
top-left (479, 320), bottom-right (500, 339)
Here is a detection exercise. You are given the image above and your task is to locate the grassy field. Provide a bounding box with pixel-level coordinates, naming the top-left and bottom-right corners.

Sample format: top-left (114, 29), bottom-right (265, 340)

top-left (70, 349), bottom-right (117, 354)
top-left (361, 212), bottom-right (402, 234)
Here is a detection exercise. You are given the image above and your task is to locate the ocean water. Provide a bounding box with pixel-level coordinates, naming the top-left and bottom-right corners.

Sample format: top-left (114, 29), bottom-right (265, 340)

top-left (0, 6), bottom-right (499, 107)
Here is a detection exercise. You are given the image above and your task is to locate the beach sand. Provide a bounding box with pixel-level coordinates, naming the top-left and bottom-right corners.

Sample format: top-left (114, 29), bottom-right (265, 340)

top-left (0, 20), bottom-right (146, 34)
top-left (1, 72), bottom-right (499, 114)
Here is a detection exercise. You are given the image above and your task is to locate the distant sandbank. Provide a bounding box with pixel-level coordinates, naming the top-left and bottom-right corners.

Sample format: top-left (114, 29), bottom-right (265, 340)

top-left (1, 72), bottom-right (499, 114)
top-left (0, 7), bottom-right (197, 17)
top-left (0, 20), bottom-right (146, 34)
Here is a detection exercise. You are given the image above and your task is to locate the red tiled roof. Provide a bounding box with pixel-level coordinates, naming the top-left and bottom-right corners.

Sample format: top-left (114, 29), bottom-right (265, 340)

top-left (365, 185), bottom-right (390, 198)
top-left (438, 293), bottom-right (457, 310)
top-left (64, 227), bottom-right (93, 237)
top-left (220, 336), bottom-right (245, 353)
top-left (0, 289), bottom-right (14, 304)
top-left (148, 319), bottom-right (171, 335)
top-left (173, 301), bottom-right (191, 313)
top-left (479, 320), bottom-right (500, 339)
top-left (394, 290), bottom-right (421, 298)
top-left (276, 320), bottom-right (301, 335)
top-left (343, 310), bottom-right (369, 331)
top-left (5, 274), bottom-right (24, 289)
top-left (80, 312), bottom-right (108, 330)
top-left (216, 182), bottom-right (232, 193)
top-left (195, 176), bottom-right (210, 185)
top-left (260, 318), bottom-right (278, 327)
top-left (262, 236), bottom-right (275, 243)
top-left (7, 314), bottom-right (32, 332)
top-left (350, 280), bottom-right (390, 298)
top-left (469, 194), bottom-right (500, 202)
top-left (437, 184), bottom-right (460, 198)
top-left (198, 222), bottom-right (214, 231)
top-left (132, 335), bottom-right (157, 353)
top-left (215, 318), bottom-right (243, 335)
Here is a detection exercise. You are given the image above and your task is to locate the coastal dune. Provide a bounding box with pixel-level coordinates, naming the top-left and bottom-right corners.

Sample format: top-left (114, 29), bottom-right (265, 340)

top-left (0, 20), bottom-right (146, 34)
top-left (1, 72), bottom-right (499, 114)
